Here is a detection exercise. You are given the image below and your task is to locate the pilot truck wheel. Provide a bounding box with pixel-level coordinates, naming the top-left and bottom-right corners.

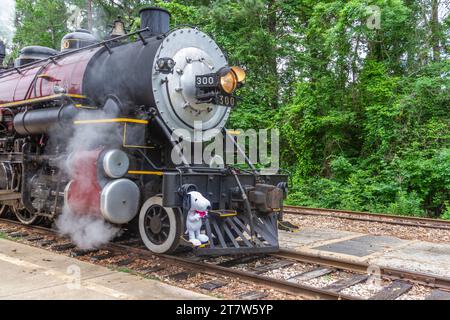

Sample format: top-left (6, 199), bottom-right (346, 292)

top-left (139, 196), bottom-right (182, 254)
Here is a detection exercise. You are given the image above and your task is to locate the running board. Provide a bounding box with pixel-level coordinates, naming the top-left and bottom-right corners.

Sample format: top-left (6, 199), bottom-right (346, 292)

top-left (0, 191), bottom-right (21, 201)
top-left (194, 213), bottom-right (279, 256)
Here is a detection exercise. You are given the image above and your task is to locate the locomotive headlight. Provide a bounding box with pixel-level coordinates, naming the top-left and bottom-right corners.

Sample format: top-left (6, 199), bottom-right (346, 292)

top-left (218, 68), bottom-right (238, 94)
top-left (218, 66), bottom-right (246, 94)
top-left (231, 66), bottom-right (246, 83)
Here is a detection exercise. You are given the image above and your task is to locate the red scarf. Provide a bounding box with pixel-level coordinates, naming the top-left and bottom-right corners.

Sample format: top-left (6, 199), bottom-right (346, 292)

top-left (195, 210), bottom-right (207, 218)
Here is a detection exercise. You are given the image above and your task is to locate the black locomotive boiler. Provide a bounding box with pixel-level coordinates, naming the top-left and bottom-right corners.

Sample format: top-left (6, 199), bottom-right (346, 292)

top-left (0, 7), bottom-right (288, 255)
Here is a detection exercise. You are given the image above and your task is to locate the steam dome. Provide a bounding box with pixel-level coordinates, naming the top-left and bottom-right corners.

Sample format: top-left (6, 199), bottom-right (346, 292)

top-left (61, 29), bottom-right (98, 52)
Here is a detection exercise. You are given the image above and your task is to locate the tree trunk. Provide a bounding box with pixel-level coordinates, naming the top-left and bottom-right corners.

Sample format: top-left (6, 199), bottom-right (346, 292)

top-left (267, 0), bottom-right (279, 109)
top-left (430, 0), bottom-right (440, 61)
top-left (87, 0), bottom-right (93, 32)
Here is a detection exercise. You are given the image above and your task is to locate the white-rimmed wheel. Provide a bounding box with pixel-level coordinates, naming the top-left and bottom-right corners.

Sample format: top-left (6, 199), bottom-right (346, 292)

top-left (139, 196), bottom-right (182, 254)
top-left (12, 205), bottom-right (40, 225)
top-left (0, 205), bottom-right (8, 217)
top-left (0, 163), bottom-right (13, 217)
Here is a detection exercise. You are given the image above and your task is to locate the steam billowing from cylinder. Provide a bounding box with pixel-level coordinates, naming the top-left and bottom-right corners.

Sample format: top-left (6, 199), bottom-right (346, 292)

top-left (55, 110), bottom-right (125, 249)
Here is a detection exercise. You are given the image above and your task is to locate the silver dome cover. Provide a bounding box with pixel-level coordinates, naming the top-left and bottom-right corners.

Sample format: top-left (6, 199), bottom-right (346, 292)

top-left (100, 179), bottom-right (140, 224)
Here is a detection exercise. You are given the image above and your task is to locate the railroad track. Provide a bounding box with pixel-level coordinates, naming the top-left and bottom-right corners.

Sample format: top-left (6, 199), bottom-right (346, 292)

top-left (0, 217), bottom-right (356, 300)
top-left (2, 218), bottom-right (449, 300)
top-left (283, 206), bottom-right (450, 230)
top-left (273, 249), bottom-right (450, 292)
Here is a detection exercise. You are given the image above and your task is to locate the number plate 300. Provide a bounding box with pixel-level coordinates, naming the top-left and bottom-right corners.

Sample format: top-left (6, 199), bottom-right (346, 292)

top-left (195, 75), bottom-right (217, 87)
top-left (216, 94), bottom-right (236, 107)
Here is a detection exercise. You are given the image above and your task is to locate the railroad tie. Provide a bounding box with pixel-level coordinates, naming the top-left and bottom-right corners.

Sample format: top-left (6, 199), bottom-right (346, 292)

top-left (24, 235), bottom-right (45, 242)
top-left (368, 280), bottom-right (413, 300)
top-left (138, 266), bottom-right (164, 274)
top-left (116, 258), bottom-right (135, 266)
top-left (90, 252), bottom-right (115, 261)
top-left (70, 249), bottom-right (99, 257)
top-left (323, 274), bottom-right (369, 292)
top-left (168, 271), bottom-right (197, 281)
top-left (238, 291), bottom-right (268, 300)
top-left (288, 267), bottom-right (335, 282)
top-left (9, 231), bottom-right (29, 238)
top-left (51, 243), bottom-right (76, 251)
top-left (218, 255), bottom-right (263, 267)
top-left (37, 239), bottom-right (55, 247)
top-left (252, 260), bottom-right (294, 274)
top-left (199, 280), bottom-right (228, 291)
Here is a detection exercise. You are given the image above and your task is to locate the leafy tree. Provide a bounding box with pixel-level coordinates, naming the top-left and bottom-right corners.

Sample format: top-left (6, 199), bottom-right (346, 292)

top-left (7, 0), bottom-right (449, 217)
top-left (13, 0), bottom-right (68, 51)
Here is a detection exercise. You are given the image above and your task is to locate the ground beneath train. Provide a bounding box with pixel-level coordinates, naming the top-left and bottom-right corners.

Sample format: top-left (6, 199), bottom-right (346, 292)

top-left (280, 227), bottom-right (450, 278)
top-left (0, 239), bottom-right (213, 300)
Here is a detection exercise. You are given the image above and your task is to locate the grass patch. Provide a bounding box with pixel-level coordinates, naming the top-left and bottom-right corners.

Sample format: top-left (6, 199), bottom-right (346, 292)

top-left (112, 265), bottom-right (162, 281)
top-left (117, 267), bottom-right (133, 274)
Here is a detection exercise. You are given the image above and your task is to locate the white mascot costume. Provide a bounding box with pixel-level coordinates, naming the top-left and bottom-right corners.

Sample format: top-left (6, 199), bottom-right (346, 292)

top-left (185, 191), bottom-right (210, 246)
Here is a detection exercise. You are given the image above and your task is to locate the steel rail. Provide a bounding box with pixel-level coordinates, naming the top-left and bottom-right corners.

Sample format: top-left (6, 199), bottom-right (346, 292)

top-left (0, 28), bottom-right (152, 77)
top-left (272, 249), bottom-right (450, 291)
top-left (284, 205), bottom-right (450, 230)
top-left (3, 216), bottom-right (449, 297)
top-left (0, 217), bottom-right (356, 300)
top-left (110, 242), bottom-right (357, 300)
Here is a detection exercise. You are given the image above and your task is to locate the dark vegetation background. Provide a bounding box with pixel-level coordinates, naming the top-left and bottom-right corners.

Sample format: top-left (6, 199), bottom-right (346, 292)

top-left (1, 0), bottom-right (449, 218)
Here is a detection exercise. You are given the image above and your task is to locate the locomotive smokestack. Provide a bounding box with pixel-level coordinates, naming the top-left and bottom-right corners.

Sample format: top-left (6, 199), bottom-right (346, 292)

top-left (139, 6), bottom-right (170, 38)
top-left (0, 41), bottom-right (5, 68)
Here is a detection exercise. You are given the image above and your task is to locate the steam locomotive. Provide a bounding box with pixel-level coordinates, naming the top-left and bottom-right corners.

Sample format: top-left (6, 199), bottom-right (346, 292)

top-left (0, 7), bottom-right (288, 255)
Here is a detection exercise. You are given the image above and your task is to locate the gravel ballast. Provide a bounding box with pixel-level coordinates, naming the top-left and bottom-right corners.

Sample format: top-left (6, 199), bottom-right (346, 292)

top-left (285, 213), bottom-right (450, 244)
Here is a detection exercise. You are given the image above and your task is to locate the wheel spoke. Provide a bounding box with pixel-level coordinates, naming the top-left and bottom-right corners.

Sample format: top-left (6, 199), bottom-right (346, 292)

top-left (142, 204), bottom-right (175, 245)
top-left (13, 207), bottom-right (38, 225)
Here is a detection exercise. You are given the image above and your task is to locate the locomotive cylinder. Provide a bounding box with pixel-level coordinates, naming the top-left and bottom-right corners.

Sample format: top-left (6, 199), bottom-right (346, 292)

top-left (66, 149), bottom-right (140, 224)
top-left (13, 104), bottom-right (79, 135)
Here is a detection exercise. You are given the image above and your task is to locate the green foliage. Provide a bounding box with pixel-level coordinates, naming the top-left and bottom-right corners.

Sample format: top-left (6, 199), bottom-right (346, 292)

top-left (442, 202), bottom-right (450, 220)
top-left (13, 0), bottom-right (69, 51)
top-left (281, 0), bottom-right (449, 217)
top-left (8, 0), bottom-right (449, 217)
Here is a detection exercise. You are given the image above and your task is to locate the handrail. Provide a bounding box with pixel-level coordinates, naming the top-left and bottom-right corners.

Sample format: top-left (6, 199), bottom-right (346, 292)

top-left (0, 27), bottom-right (151, 78)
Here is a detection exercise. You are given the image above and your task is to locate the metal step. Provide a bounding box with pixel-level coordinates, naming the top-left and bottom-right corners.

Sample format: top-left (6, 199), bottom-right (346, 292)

top-left (194, 213), bottom-right (279, 256)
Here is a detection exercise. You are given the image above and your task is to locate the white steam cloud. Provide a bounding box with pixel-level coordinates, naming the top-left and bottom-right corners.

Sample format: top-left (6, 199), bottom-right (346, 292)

top-left (54, 109), bottom-right (123, 249)
top-left (0, 0), bottom-right (16, 44)
top-left (56, 208), bottom-right (120, 250)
